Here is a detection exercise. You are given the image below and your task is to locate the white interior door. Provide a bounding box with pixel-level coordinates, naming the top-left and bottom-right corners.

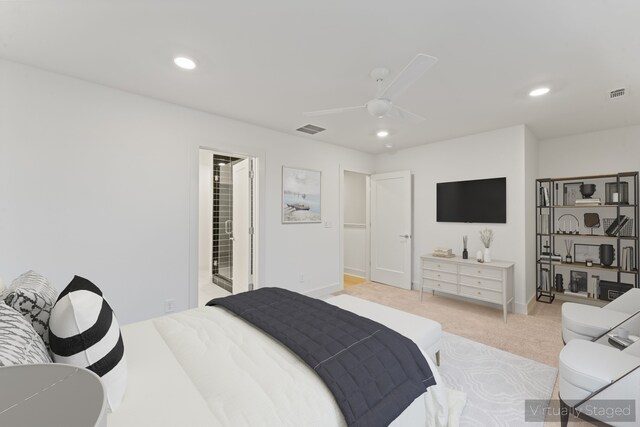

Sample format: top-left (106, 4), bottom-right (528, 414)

top-left (232, 158), bottom-right (251, 294)
top-left (370, 171), bottom-right (412, 289)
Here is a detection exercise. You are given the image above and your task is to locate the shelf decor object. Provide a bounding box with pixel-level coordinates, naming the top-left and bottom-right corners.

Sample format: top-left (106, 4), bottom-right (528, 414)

top-left (536, 172), bottom-right (639, 305)
top-left (563, 182), bottom-right (583, 206)
top-left (462, 235), bottom-right (468, 260)
top-left (479, 228), bottom-right (494, 263)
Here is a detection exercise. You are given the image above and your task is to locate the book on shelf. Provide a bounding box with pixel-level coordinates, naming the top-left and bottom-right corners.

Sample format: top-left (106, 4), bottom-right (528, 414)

top-left (539, 187), bottom-right (550, 206)
top-left (563, 290), bottom-right (589, 298)
top-left (539, 254), bottom-right (562, 262)
top-left (575, 198), bottom-right (602, 206)
top-left (606, 215), bottom-right (630, 236)
top-left (622, 246), bottom-right (635, 271)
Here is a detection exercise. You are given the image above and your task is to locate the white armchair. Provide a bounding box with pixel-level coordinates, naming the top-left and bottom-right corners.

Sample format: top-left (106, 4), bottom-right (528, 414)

top-left (559, 290), bottom-right (640, 426)
top-left (562, 288), bottom-right (640, 343)
top-left (559, 339), bottom-right (640, 426)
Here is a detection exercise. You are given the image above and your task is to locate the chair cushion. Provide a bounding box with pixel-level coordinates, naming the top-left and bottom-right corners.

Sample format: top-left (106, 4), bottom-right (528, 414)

top-left (326, 295), bottom-right (442, 353)
top-left (560, 340), bottom-right (640, 393)
top-left (562, 302), bottom-right (630, 340)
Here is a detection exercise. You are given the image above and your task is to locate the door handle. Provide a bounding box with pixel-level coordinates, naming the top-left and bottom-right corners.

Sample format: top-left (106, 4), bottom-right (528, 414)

top-left (400, 234), bottom-right (410, 239)
top-left (225, 220), bottom-right (232, 235)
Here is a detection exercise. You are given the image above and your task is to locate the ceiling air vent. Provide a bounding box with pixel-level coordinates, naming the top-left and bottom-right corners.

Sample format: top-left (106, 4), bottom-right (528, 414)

top-left (296, 124), bottom-right (326, 135)
top-left (609, 88), bottom-right (627, 100)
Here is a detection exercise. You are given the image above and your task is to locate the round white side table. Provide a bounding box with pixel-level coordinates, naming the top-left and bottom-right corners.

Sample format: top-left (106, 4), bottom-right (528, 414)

top-left (0, 363), bottom-right (107, 427)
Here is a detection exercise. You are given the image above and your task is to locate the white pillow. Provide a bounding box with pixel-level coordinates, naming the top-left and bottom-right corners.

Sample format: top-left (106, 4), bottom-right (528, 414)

top-left (0, 302), bottom-right (52, 366)
top-left (49, 276), bottom-right (127, 411)
top-left (3, 270), bottom-right (59, 350)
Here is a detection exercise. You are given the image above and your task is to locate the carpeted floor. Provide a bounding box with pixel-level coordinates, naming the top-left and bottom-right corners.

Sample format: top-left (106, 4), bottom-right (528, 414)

top-left (336, 281), bottom-right (570, 426)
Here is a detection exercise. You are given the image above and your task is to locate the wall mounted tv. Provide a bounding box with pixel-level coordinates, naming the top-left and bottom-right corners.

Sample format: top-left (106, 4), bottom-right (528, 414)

top-left (437, 177), bottom-right (507, 223)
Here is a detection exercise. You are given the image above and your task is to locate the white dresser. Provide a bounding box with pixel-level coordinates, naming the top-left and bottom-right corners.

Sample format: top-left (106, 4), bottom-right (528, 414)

top-left (421, 254), bottom-right (515, 322)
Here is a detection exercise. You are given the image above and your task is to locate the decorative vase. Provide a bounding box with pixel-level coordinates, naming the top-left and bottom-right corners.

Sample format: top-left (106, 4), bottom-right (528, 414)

top-left (476, 250), bottom-right (484, 263)
top-left (462, 249), bottom-right (468, 259)
top-left (484, 247), bottom-right (491, 263)
top-left (600, 244), bottom-right (615, 267)
top-left (570, 280), bottom-right (578, 293)
top-left (580, 183), bottom-right (596, 199)
top-left (555, 274), bottom-right (564, 292)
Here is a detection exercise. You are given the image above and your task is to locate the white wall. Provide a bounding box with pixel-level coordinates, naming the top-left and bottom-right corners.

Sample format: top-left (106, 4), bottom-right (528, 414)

top-left (538, 125), bottom-right (640, 178)
top-left (343, 171), bottom-right (367, 277)
top-left (0, 59), bottom-right (375, 324)
top-left (375, 126), bottom-right (531, 313)
top-left (198, 150), bottom-right (213, 286)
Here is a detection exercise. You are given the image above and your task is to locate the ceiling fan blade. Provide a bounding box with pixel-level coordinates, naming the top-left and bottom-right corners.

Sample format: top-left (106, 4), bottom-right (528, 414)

top-left (387, 105), bottom-right (426, 123)
top-left (303, 105), bottom-right (366, 117)
top-left (380, 54), bottom-right (438, 102)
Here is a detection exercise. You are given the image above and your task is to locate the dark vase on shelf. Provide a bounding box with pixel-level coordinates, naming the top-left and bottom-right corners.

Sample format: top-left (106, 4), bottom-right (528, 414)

top-left (555, 274), bottom-right (564, 292)
top-left (600, 244), bottom-right (615, 267)
top-left (580, 183), bottom-right (596, 199)
top-left (462, 249), bottom-right (468, 260)
top-left (570, 280), bottom-right (578, 293)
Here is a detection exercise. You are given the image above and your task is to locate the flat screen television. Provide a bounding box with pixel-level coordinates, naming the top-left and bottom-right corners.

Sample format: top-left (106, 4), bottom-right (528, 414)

top-left (437, 177), bottom-right (507, 223)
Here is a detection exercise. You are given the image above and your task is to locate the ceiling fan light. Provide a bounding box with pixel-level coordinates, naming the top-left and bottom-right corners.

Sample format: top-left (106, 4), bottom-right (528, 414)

top-left (367, 99), bottom-right (391, 117)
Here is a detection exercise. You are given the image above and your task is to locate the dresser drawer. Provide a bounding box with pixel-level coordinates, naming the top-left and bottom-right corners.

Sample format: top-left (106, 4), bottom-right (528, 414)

top-left (459, 274), bottom-right (503, 292)
top-left (423, 279), bottom-right (458, 294)
top-left (423, 259), bottom-right (457, 274)
top-left (459, 264), bottom-right (503, 281)
top-left (459, 285), bottom-right (502, 304)
top-left (423, 269), bottom-right (457, 284)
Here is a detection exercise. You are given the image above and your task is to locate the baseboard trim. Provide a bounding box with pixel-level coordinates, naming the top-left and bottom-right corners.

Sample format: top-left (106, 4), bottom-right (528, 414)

top-left (344, 268), bottom-right (366, 278)
top-left (525, 294), bottom-right (537, 315)
top-left (302, 282), bottom-right (342, 298)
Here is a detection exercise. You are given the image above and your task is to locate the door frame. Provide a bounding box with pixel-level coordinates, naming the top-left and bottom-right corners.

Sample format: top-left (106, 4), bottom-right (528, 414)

top-left (339, 166), bottom-right (373, 289)
top-left (192, 145), bottom-right (262, 307)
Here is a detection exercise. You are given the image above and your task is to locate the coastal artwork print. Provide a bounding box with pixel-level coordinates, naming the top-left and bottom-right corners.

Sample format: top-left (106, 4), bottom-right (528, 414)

top-left (282, 166), bottom-right (321, 223)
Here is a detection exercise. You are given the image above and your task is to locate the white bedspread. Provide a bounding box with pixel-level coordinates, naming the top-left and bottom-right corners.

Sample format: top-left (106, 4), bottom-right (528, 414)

top-left (107, 306), bottom-right (455, 427)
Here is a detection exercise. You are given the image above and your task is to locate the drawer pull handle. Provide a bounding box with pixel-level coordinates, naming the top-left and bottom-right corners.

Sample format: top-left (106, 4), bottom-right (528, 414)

top-left (437, 283), bottom-right (441, 287)
top-left (477, 270), bottom-right (482, 274)
top-left (437, 274), bottom-right (441, 277)
top-left (477, 291), bottom-right (481, 295)
top-left (477, 281), bottom-right (482, 285)
top-left (437, 264), bottom-right (441, 268)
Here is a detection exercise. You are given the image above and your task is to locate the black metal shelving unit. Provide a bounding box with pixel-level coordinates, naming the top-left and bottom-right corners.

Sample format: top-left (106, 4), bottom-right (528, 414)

top-left (535, 172), bottom-right (639, 305)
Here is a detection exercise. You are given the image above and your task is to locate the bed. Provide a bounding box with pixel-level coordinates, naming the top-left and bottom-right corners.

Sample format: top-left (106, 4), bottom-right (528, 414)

top-left (107, 297), bottom-right (460, 426)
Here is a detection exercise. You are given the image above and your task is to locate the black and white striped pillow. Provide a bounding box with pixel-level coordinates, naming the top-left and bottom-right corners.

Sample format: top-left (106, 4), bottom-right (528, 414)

top-left (49, 276), bottom-right (127, 411)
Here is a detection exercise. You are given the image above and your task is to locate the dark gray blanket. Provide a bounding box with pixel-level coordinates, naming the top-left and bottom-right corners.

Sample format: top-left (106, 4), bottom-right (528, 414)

top-left (207, 288), bottom-right (436, 427)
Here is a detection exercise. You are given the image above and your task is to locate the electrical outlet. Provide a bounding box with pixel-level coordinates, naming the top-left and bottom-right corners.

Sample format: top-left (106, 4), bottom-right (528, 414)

top-left (165, 299), bottom-right (175, 313)
top-left (299, 273), bottom-right (304, 283)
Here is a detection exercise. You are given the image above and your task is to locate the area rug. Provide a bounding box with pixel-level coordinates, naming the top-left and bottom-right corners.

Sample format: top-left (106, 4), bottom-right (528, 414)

top-left (438, 332), bottom-right (557, 427)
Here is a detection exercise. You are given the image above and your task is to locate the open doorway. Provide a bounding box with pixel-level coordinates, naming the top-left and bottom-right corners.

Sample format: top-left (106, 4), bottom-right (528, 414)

top-left (198, 149), bottom-right (257, 305)
top-left (343, 170), bottom-right (370, 288)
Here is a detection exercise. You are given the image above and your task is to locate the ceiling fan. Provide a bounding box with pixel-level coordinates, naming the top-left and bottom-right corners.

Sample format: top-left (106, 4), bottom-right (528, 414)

top-left (303, 53), bottom-right (438, 122)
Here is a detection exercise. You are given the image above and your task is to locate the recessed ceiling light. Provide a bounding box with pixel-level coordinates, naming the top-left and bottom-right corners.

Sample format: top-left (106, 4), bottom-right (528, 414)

top-left (174, 56), bottom-right (197, 70)
top-left (218, 162), bottom-right (226, 166)
top-left (384, 143), bottom-right (393, 149)
top-left (529, 87), bottom-right (550, 97)
top-left (377, 130), bottom-right (389, 138)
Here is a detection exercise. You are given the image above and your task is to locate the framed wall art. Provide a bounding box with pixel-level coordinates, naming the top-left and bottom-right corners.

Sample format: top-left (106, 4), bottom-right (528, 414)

top-left (282, 166), bottom-right (321, 224)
